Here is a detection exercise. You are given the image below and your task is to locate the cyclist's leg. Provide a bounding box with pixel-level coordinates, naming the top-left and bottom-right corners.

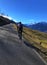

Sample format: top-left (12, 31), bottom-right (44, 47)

top-left (19, 32), bottom-right (22, 40)
top-left (18, 31), bottom-right (22, 40)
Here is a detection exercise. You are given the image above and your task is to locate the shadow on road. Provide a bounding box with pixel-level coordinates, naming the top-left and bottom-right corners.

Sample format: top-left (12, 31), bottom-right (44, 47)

top-left (24, 41), bottom-right (47, 55)
top-left (24, 41), bottom-right (40, 51)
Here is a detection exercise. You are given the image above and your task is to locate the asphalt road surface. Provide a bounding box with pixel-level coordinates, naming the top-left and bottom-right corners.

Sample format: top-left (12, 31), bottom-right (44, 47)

top-left (0, 25), bottom-right (46, 65)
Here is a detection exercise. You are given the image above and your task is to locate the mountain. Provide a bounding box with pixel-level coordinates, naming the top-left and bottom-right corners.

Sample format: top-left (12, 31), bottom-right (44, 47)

top-left (0, 15), bottom-right (16, 26)
top-left (0, 15), bottom-right (47, 64)
top-left (25, 22), bottom-right (47, 32)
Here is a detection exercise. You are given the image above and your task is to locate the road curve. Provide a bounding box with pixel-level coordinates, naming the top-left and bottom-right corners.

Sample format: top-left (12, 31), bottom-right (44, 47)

top-left (0, 27), bottom-right (46, 65)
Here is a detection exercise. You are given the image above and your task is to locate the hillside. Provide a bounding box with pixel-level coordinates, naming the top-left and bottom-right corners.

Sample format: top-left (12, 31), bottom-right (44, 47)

top-left (0, 26), bottom-right (47, 65)
top-left (14, 23), bottom-right (47, 62)
top-left (23, 27), bottom-right (47, 62)
top-left (0, 15), bottom-right (16, 26)
top-left (0, 15), bottom-right (47, 64)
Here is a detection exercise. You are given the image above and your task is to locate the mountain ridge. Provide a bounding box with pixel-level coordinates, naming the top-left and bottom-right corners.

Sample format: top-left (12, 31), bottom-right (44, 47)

top-left (24, 22), bottom-right (47, 32)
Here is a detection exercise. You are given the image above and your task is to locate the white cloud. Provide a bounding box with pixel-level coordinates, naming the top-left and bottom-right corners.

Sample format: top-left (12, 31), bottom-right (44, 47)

top-left (28, 19), bottom-right (36, 24)
top-left (12, 19), bottom-right (17, 22)
top-left (0, 14), bottom-right (12, 20)
top-left (0, 14), bottom-right (17, 22)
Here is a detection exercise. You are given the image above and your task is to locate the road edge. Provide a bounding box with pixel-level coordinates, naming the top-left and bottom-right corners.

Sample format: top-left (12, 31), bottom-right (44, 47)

top-left (33, 49), bottom-right (47, 65)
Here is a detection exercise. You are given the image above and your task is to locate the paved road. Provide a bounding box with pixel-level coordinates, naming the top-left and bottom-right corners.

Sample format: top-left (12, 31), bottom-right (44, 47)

top-left (0, 26), bottom-right (46, 65)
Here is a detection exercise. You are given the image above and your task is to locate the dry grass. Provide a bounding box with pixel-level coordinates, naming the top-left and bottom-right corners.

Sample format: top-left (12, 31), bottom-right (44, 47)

top-left (23, 27), bottom-right (47, 62)
top-left (23, 27), bottom-right (47, 48)
top-left (13, 24), bottom-right (47, 62)
top-left (13, 24), bottom-right (47, 49)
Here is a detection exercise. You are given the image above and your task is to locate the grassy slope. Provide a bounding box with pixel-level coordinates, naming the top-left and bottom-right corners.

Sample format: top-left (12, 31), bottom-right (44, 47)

top-left (13, 24), bottom-right (47, 62)
top-left (13, 24), bottom-right (47, 49)
top-left (23, 27), bottom-right (47, 48)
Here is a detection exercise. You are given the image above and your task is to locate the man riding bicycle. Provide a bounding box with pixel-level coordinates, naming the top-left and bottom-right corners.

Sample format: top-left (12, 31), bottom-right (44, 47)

top-left (17, 22), bottom-right (23, 40)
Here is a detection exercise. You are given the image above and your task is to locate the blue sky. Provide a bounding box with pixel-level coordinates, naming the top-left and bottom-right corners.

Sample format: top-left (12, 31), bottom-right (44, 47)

top-left (0, 0), bottom-right (47, 24)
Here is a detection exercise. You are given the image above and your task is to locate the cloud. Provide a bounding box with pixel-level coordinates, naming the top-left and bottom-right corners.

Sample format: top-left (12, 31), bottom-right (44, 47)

top-left (12, 19), bottom-right (17, 22)
top-left (28, 19), bottom-right (36, 24)
top-left (0, 14), bottom-right (17, 22)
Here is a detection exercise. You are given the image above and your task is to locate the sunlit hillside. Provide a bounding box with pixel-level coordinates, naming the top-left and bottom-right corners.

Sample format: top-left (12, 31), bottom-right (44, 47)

top-left (13, 24), bottom-right (47, 62)
top-left (14, 24), bottom-right (47, 48)
top-left (23, 27), bottom-right (47, 48)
